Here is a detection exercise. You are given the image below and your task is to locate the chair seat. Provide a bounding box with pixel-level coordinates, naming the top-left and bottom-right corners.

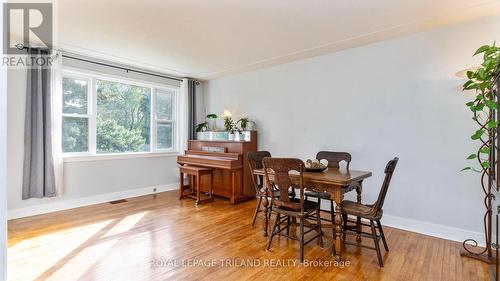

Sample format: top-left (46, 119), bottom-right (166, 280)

top-left (273, 198), bottom-right (319, 214)
top-left (341, 200), bottom-right (383, 220)
top-left (256, 188), bottom-right (295, 198)
top-left (305, 191), bottom-right (331, 200)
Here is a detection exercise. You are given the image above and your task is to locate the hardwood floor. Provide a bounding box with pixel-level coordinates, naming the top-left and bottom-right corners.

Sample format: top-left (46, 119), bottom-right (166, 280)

top-left (8, 191), bottom-right (489, 281)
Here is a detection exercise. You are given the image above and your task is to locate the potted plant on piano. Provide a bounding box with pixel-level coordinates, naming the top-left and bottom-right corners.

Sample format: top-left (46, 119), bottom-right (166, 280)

top-left (206, 113), bottom-right (218, 131)
top-left (224, 116), bottom-right (236, 140)
top-left (237, 117), bottom-right (250, 141)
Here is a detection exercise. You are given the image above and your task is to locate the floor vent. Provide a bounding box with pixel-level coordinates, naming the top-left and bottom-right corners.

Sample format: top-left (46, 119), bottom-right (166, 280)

top-left (109, 199), bottom-right (128, 204)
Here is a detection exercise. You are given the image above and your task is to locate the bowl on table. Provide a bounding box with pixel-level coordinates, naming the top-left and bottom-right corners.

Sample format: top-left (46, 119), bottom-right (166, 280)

top-left (304, 159), bottom-right (327, 172)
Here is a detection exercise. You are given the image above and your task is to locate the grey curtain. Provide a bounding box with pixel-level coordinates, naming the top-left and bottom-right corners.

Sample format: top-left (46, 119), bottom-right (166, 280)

top-left (187, 79), bottom-right (197, 140)
top-left (22, 48), bottom-right (57, 199)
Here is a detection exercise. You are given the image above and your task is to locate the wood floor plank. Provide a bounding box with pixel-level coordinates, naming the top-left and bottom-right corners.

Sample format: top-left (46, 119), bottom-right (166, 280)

top-left (7, 191), bottom-right (490, 281)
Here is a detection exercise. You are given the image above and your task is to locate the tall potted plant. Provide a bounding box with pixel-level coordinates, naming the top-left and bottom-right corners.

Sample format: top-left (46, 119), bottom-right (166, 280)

top-left (461, 44), bottom-right (500, 262)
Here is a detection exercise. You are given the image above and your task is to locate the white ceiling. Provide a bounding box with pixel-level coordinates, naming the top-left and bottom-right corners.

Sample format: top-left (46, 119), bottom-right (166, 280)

top-left (53, 0), bottom-right (500, 80)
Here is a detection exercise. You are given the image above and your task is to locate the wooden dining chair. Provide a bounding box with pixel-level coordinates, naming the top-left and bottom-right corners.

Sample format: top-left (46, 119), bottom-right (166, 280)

top-left (340, 157), bottom-right (399, 267)
top-left (248, 151), bottom-right (296, 236)
top-left (305, 151), bottom-right (352, 235)
top-left (263, 157), bottom-right (323, 263)
top-left (248, 151), bottom-right (272, 231)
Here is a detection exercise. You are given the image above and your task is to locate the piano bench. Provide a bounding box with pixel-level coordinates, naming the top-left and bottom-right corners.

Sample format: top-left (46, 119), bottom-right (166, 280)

top-left (179, 165), bottom-right (214, 206)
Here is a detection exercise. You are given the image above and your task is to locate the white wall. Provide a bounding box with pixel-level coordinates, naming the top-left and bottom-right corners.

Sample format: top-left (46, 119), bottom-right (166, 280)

top-left (205, 16), bottom-right (500, 239)
top-left (6, 68), bottom-right (194, 217)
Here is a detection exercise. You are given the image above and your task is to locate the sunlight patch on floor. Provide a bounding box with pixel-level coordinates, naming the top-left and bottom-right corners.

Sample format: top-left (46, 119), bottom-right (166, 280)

top-left (8, 211), bottom-right (150, 281)
top-left (8, 220), bottom-right (113, 281)
top-left (46, 238), bottom-right (119, 281)
top-left (102, 211), bottom-right (148, 238)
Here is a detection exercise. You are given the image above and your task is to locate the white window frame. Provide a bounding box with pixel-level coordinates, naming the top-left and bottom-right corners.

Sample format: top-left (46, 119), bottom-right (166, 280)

top-left (61, 67), bottom-right (181, 162)
top-left (153, 88), bottom-right (177, 152)
top-left (61, 75), bottom-right (91, 154)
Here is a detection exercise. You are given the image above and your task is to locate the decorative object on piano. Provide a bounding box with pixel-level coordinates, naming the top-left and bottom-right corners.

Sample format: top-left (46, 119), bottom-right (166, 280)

top-left (202, 146), bottom-right (227, 153)
top-left (235, 118), bottom-right (250, 141)
top-left (195, 122), bottom-right (208, 132)
top-left (247, 120), bottom-right (257, 131)
top-left (221, 110), bottom-right (232, 118)
top-left (197, 131), bottom-right (229, 141)
top-left (305, 159), bottom-right (327, 172)
top-left (206, 113), bottom-right (218, 131)
top-left (194, 110), bottom-right (256, 141)
top-left (237, 117), bottom-right (249, 131)
top-left (459, 43), bottom-right (500, 264)
top-left (234, 130), bottom-right (245, 141)
top-left (224, 116), bottom-right (236, 140)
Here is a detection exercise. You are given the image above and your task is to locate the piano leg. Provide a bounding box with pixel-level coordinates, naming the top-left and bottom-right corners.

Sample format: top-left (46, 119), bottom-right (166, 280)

top-left (231, 171), bottom-right (236, 204)
top-left (179, 170), bottom-right (184, 199)
top-left (196, 175), bottom-right (201, 206)
top-left (230, 169), bottom-right (244, 204)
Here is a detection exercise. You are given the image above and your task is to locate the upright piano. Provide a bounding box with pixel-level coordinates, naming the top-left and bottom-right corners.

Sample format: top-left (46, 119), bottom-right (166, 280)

top-left (177, 131), bottom-right (257, 203)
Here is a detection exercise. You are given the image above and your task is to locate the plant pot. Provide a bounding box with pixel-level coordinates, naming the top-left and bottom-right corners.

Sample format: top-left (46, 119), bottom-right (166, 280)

top-left (228, 133), bottom-right (235, 141)
top-left (207, 118), bottom-right (217, 131)
top-left (235, 133), bottom-right (245, 141)
top-left (242, 131), bottom-right (251, 141)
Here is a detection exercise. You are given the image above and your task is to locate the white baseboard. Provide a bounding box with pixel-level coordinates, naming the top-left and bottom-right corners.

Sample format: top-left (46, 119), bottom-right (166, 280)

top-left (381, 214), bottom-right (485, 247)
top-left (318, 200), bottom-right (485, 247)
top-left (7, 183), bottom-right (179, 220)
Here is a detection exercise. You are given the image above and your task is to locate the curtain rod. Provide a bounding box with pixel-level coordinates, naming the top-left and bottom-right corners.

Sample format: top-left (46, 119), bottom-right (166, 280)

top-left (62, 54), bottom-right (184, 82)
top-left (19, 44), bottom-right (185, 82)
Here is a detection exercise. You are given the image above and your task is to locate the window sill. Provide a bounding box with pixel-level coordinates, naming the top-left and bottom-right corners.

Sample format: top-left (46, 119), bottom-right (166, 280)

top-left (63, 151), bottom-right (180, 163)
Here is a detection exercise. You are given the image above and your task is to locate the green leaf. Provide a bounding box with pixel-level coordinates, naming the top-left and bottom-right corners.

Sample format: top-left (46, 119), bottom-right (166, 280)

top-left (483, 59), bottom-right (494, 69)
top-left (467, 154), bottom-right (477, 159)
top-left (477, 68), bottom-right (486, 80)
top-left (460, 167), bottom-right (472, 172)
top-left (471, 129), bottom-right (485, 140)
top-left (471, 103), bottom-right (484, 112)
top-left (485, 100), bottom-right (498, 110)
top-left (463, 80), bottom-right (474, 89)
top-left (466, 101), bottom-right (475, 107)
top-left (481, 161), bottom-right (490, 168)
top-left (467, 71), bottom-right (475, 79)
top-left (480, 147), bottom-right (490, 154)
top-left (464, 81), bottom-right (477, 90)
top-left (487, 120), bottom-right (498, 129)
top-left (474, 45), bottom-right (490, 56)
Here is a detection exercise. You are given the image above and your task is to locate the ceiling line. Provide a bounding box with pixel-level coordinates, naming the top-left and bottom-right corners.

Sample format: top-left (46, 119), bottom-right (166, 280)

top-left (201, 0), bottom-right (500, 79)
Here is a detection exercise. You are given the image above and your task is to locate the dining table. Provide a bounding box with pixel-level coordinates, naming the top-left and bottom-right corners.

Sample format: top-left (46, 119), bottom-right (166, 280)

top-left (252, 167), bottom-right (372, 260)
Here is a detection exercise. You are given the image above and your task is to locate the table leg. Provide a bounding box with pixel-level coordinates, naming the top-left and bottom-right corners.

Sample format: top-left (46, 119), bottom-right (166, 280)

top-left (263, 179), bottom-right (270, 237)
top-left (356, 181), bottom-right (363, 242)
top-left (333, 190), bottom-right (344, 260)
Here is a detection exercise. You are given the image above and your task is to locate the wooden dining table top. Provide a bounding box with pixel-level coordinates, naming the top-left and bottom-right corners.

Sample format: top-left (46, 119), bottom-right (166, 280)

top-left (252, 168), bottom-right (372, 186)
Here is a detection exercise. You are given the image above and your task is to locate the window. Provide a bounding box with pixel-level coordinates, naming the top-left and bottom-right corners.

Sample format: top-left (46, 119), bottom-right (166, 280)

top-left (156, 89), bottom-right (175, 150)
top-left (61, 70), bottom-right (179, 157)
top-left (96, 80), bottom-right (151, 153)
top-left (62, 77), bottom-right (90, 153)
